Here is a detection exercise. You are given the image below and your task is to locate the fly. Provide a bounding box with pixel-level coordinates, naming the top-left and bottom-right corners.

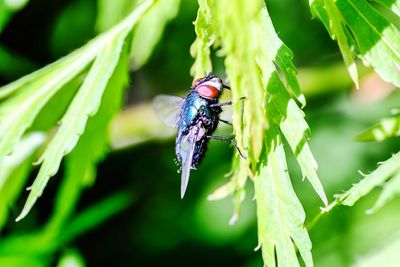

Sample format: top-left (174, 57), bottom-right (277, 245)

top-left (153, 73), bottom-right (245, 198)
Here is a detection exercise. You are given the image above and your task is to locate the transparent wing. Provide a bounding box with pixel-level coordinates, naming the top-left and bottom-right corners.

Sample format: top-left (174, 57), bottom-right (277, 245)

top-left (179, 127), bottom-right (199, 198)
top-left (153, 94), bottom-right (184, 128)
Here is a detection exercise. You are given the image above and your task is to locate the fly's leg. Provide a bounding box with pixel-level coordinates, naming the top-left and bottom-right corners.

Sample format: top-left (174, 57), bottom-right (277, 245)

top-left (210, 101), bottom-right (231, 108)
top-left (206, 135), bottom-right (246, 159)
top-left (213, 97), bottom-right (247, 124)
top-left (218, 118), bottom-right (232, 125)
top-left (210, 97), bottom-right (246, 108)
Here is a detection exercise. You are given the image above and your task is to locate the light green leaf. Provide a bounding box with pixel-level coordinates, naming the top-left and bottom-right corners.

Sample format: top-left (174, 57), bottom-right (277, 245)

top-left (0, 45), bottom-right (95, 159)
top-left (357, 115), bottom-right (400, 141)
top-left (97, 0), bottom-right (181, 69)
top-left (255, 6), bottom-right (327, 205)
top-left (266, 72), bottom-right (327, 205)
top-left (96, 0), bottom-right (134, 32)
top-left (0, 0), bottom-right (154, 163)
top-left (190, 0), bottom-right (216, 78)
top-left (335, 152), bottom-right (400, 207)
top-left (369, 172), bottom-right (400, 213)
top-left (131, 0), bottom-right (181, 69)
top-left (255, 128), bottom-right (312, 267)
top-left (310, 0), bottom-right (400, 87)
top-left (336, 0), bottom-right (400, 86)
top-left (15, 29), bottom-right (130, 221)
top-left (310, 0), bottom-right (359, 87)
top-left (275, 45), bottom-right (306, 106)
top-left (45, 46), bottom-right (131, 232)
top-left (214, 0), bottom-right (269, 163)
top-left (29, 74), bottom-right (84, 132)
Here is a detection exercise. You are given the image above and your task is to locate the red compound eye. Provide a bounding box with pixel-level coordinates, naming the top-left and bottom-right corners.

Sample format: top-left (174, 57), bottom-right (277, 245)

top-left (195, 85), bottom-right (220, 99)
top-left (192, 78), bottom-right (203, 87)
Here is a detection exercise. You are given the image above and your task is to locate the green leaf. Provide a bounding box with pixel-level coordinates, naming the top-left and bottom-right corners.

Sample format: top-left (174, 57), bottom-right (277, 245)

top-left (369, 172), bottom-right (400, 213)
top-left (335, 152), bottom-right (400, 208)
top-left (96, 0), bottom-right (136, 32)
top-left (357, 115), bottom-right (400, 141)
top-left (97, 0), bottom-right (181, 69)
top-left (266, 72), bottom-right (327, 205)
top-left (0, 45), bottom-right (94, 160)
top-left (45, 43), bottom-right (131, 232)
top-left (0, 0), bottom-right (154, 163)
top-left (131, 0), bottom-right (181, 69)
top-left (310, 0), bottom-right (359, 87)
top-left (29, 74), bottom-right (84, 132)
top-left (275, 45), bottom-right (306, 106)
top-left (15, 29), bottom-right (131, 221)
top-left (0, 0), bottom-right (155, 221)
top-left (337, 0), bottom-right (400, 86)
top-left (310, 0), bottom-right (400, 87)
top-left (256, 7), bottom-right (327, 205)
top-left (190, 0), bottom-right (216, 78)
top-left (373, 0), bottom-right (400, 18)
top-left (255, 128), bottom-right (312, 267)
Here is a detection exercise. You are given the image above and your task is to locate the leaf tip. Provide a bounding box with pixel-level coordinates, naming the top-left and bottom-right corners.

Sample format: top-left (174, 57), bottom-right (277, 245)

top-left (348, 62), bottom-right (359, 89)
top-left (15, 191), bottom-right (39, 222)
top-left (299, 94), bottom-right (306, 108)
top-left (15, 203), bottom-right (33, 222)
top-left (229, 212), bottom-right (238, 225)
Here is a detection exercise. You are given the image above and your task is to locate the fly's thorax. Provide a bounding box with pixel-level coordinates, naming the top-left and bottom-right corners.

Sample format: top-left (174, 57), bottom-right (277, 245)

top-left (180, 91), bottom-right (210, 124)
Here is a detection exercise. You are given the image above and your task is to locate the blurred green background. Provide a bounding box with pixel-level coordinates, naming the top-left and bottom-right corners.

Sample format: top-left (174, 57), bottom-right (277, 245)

top-left (1, 0), bottom-right (400, 266)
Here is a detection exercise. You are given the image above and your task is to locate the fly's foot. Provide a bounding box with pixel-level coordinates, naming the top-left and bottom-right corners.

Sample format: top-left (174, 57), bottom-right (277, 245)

top-left (206, 135), bottom-right (247, 160)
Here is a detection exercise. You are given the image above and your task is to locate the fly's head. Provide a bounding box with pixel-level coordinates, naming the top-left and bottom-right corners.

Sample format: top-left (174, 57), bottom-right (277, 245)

top-left (192, 74), bottom-right (229, 100)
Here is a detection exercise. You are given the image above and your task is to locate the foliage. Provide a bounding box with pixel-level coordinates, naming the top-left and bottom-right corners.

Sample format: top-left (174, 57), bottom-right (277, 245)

top-left (307, 1), bottom-right (400, 263)
top-left (0, 0), bottom-right (154, 221)
top-left (310, 0), bottom-right (400, 88)
top-left (0, 0), bottom-right (400, 266)
top-left (357, 112), bottom-right (400, 141)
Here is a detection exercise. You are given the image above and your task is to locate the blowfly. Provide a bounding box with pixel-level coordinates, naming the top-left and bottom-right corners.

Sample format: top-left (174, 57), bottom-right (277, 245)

top-left (153, 73), bottom-right (245, 198)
